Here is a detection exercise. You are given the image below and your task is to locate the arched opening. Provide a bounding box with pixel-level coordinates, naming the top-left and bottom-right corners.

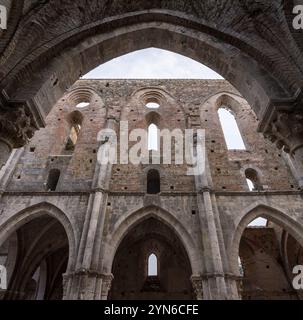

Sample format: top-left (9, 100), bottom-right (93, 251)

top-left (235, 209), bottom-right (303, 300)
top-left (148, 253), bottom-right (158, 277)
top-left (4, 16), bottom-right (289, 122)
top-left (0, 215), bottom-right (69, 300)
top-left (46, 169), bottom-right (61, 191)
top-left (2, 10), bottom-right (297, 175)
top-left (64, 111), bottom-right (83, 153)
top-left (245, 169), bottom-right (263, 191)
top-left (109, 218), bottom-right (194, 300)
top-left (65, 125), bottom-right (81, 152)
top-left (218, 107), bottom-right (246, 150)
top-left (84, 48), bottom-right (222, 80)
top-left (148, 124), bottom-right (158, 151)
top-left (147, 169), bottom-right (160, 194)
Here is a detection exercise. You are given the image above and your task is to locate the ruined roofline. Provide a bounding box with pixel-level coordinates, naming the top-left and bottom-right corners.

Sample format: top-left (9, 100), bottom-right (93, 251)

top-left (77, 78), bottom-right (226, 81)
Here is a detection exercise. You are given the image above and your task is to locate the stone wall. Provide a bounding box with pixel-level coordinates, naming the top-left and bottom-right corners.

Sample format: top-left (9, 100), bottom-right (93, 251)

top-left (0, 79), bottom-right (302, 300)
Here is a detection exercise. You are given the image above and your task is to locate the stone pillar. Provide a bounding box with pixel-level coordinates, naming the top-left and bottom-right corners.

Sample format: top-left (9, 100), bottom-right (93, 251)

top-left (263, 111), bottom-right (303, 187)
top-left (199, 190), bottom-right (228, 299)
top-left (192, 130), bottom-right (229, 299)
top-left (67, 117), bottom-right (118, 300)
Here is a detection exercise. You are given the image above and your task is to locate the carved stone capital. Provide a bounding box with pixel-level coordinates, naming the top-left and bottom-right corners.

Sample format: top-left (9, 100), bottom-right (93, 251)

top-left (264, 110), bottom-right (303, 154)
top-left (0, 102), bottom-right (38, 148)
top-left (191, 275), bottom-right (203, 300)
top-left (101, 274), bottom-right (114, 299)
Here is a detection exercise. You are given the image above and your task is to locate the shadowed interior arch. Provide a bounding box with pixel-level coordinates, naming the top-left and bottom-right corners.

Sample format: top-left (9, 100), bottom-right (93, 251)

top-left (109, 217), bottom-right (194, 300)
top-left (0, 215), bottom-right (70, 300)
top-left (232, 206), bottom-right (303, 300)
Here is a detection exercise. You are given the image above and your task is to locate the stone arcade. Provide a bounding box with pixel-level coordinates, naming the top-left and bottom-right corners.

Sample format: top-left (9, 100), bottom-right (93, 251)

top-left (0, 1), bottom-right (303, 300)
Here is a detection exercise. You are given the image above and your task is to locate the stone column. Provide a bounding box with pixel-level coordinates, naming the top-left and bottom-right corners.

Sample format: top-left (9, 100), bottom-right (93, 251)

top-left (192, 130), bottom-right (230, 299)
top-left (197, 190), bottom-right (228, 299)
top-left (264, 111), bottom-right (303, 187)
top-left (67, 117), bottom-right (118, 300)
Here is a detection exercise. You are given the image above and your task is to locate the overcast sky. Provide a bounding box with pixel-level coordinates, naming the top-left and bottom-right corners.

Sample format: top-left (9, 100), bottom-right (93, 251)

top-left (84, 48), bottom-right (264, 227)
top-left (83, 48), bottom-right (223, 79)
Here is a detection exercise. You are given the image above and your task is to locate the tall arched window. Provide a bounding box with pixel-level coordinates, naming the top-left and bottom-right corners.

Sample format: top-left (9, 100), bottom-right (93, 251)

top-left (147, 169), bottom-right (160, 194)
top-left (148, 253), bottom-right (158, 276)
top-left (218, 107), bottom-right (246, 150)
top-left (148, 123), bottom-right (158, 151)
top-left (65, 111), bottom-right (83, 152)
top-left (65, 124), bottom-right (81, 151)
top-left (46, 169), bottom-right (61, 191)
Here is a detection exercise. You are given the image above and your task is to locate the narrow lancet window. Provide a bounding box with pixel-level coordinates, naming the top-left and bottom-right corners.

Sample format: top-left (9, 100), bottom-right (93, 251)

top-left (218, 107), bottom-right (246, 150)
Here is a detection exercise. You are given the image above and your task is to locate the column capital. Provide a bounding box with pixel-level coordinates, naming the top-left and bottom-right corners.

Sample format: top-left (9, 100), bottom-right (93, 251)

top-left (257, 89), bottom-right (303, 155)
top-left (263, 110), bottom-right (303, 154)
top-left (64, 269), bottom-right (113, 280)
top-left (0, 96), bottom-right (39, 148)
top-left (63, 271), bottom-right (114, 300)
top-left (101, 273), bottom-right (114, 300)
top-left (190, 275), bottom-right (203, 300)
top-left (200, 272), bottom-right (241, 281)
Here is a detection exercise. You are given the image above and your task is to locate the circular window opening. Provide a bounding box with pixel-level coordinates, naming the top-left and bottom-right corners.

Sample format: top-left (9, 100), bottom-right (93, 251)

top-left (76, 102), bottom-right (90, 109)
top-left (146, 102), bottom-right (160, 109)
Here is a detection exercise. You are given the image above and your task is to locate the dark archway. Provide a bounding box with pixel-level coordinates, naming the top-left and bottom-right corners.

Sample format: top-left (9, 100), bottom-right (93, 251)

top-left (238, 216), bottom-right (303, 300)
top-left (109, 218), bottom-right (194, 300)
top-left (147, 169), bottom-right (160, 194)
top-left (46, 169), bottom-right (61, 191)
top-left (0, 215), bottom-right (69, 300)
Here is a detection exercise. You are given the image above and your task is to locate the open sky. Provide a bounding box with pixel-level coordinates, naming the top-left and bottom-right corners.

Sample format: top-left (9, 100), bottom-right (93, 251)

top-left (83, 48), bottom-right (223, 79)
top-left (84, 48), bottom-right (265, 227)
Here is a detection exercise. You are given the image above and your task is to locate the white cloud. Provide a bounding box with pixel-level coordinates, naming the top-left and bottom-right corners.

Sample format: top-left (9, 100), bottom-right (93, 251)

top-left (83, 48), bottom-right (223, 79)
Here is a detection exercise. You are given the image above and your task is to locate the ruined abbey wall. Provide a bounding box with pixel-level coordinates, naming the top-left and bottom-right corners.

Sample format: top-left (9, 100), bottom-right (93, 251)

top-left (0, 79), bottom-right (302, 300)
